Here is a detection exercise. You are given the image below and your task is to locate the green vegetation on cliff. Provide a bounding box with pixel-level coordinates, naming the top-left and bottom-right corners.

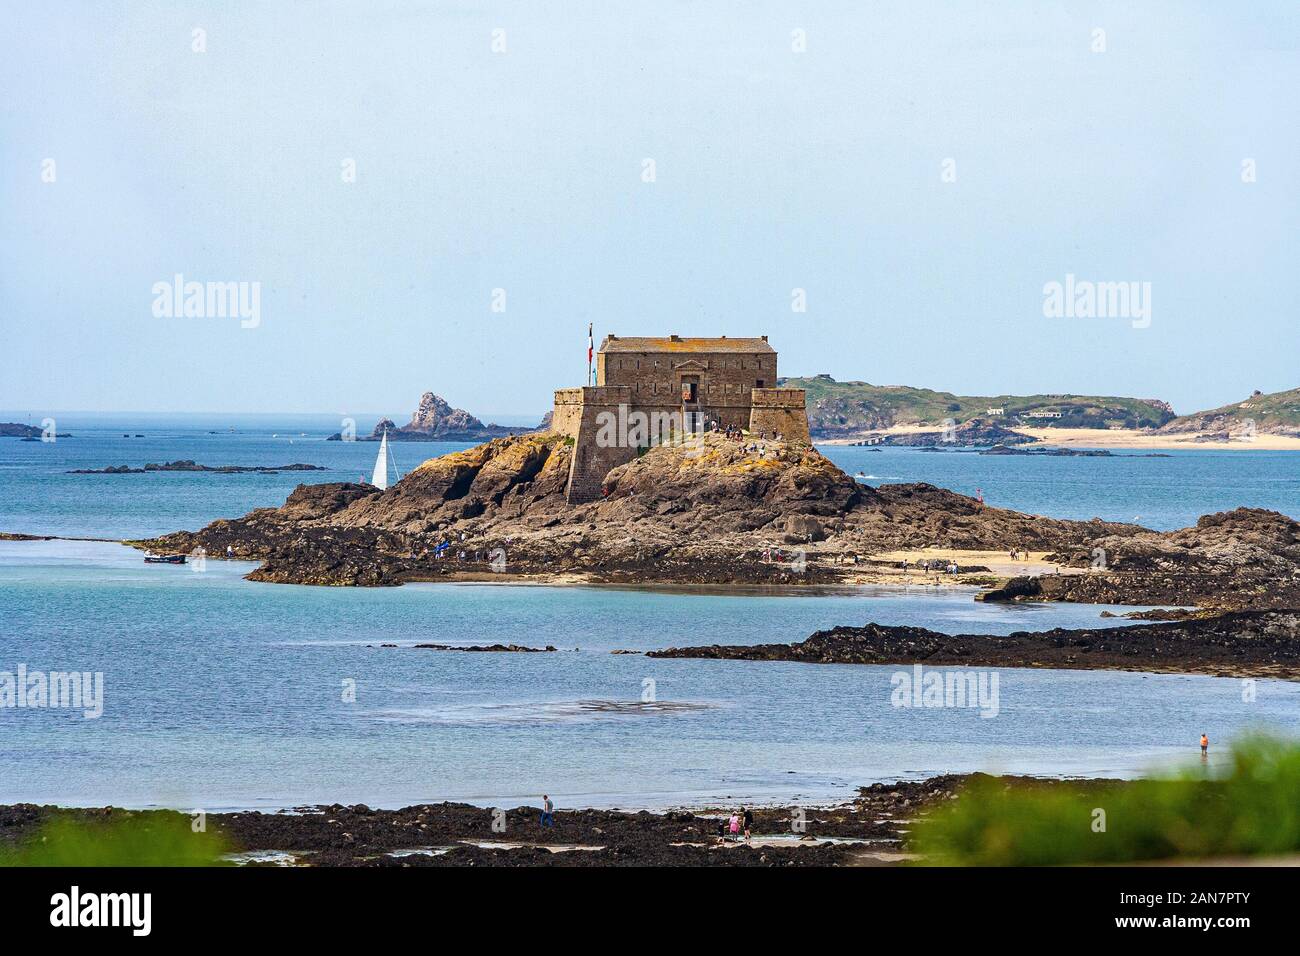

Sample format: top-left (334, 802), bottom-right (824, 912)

top-left (1160, 386), bottom-right (1300, 436)
top-left (781, 374), bottom-right (1176, 437)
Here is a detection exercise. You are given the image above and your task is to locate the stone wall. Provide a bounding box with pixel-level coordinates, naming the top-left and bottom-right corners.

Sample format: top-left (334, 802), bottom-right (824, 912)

top-left (749, 388), bottom-right (810, 445)
top-left (564, 386), bottom-right (636, 504)
top-left (599, 351), bottom-right (778, 415)
top-left (550, 388), bottom-right (586, 440)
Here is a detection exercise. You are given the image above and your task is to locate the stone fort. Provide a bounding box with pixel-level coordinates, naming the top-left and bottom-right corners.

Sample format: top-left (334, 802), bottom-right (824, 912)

top-left (551, 334), bottom-right (809, 503)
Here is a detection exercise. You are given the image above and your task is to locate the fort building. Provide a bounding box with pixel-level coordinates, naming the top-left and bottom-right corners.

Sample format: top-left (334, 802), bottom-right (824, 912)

top-left (551, 334), bottom-right (809, 503)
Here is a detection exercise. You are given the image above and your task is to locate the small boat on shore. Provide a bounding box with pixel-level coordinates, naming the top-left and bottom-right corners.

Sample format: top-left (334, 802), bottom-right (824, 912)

top-left (144, 553), bottom-right (186, 565)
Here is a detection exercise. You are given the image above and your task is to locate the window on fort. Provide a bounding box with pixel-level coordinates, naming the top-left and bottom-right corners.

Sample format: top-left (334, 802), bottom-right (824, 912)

top-left (757, 380), bottom-right (765, 388)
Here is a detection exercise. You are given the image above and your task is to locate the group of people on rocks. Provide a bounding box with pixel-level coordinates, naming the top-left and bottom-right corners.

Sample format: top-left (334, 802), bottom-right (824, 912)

top-left (718, 424), bottom-right (783, 444)
top-left (717, 807), bottom-right (754, 843)
top-left (898, 558), bottom-right (961, 575)
top-left (406, 530), bottom-right (514, 566)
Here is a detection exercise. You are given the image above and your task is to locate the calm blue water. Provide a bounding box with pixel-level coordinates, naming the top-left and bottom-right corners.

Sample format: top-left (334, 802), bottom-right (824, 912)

top-left (0, 416), bottom-right (480, 539)
top-left (1, 418), bottom-right (1297, 809)
top-left (3, 539), bottom-right (1296, 810)
top-left (820, 446), bottom-right (1298, 530)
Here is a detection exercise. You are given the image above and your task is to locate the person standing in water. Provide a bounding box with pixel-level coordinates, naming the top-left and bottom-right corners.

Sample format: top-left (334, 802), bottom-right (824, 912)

top-left (1200, 733), bottom-right (1209, 757)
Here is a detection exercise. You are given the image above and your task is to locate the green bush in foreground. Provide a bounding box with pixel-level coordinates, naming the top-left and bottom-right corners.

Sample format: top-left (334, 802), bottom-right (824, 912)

top-left (0, 813), bottom-right (230, 867)
top-left (914, 735), bottom-right (1300, 866)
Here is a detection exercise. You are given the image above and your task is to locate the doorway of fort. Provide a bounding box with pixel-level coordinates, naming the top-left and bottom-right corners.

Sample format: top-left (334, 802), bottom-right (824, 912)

top-left (683, 410), bottom-right (704, 435)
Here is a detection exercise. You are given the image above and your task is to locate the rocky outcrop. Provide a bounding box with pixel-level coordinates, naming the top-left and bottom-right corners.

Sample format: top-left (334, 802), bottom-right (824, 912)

top-left (327, 393), bottom-right (521, 441)
top-left (648, 610), bottom-right (1300, 679)
top-left (0, 776), bottom-right (970, 866)
top-left (410, 643), bottom-right (557, 652)
top-left (0, 423), bottom-right (70, 439)
top-left (137, 431), bottom-right (1299, 601)
top-left (860, 419), bottom-right (1036, 447)
top-left (0, 423), bottom-right (42, 438)
top-left (69, 460), bottom-right (325, 475)
top-left (141, 431), bottom-right (1148, 587)
top-left (1029, 509), bottom-right (1300, 609)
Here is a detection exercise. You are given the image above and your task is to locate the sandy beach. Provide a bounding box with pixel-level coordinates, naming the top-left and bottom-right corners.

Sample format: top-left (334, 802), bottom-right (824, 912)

top-left (822, 425), bottom-right (1300, 451)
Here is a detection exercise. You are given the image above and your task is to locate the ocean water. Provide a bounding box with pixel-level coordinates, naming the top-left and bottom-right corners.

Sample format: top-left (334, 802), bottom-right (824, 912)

top-left (0, 415), bottom-right (1294, 539)
top-left (3, 539), bottom-right (1297, 810)
top-left (0, 418), bottom-right (1297, 809)
top-left (0, 414), bottom-right (482, 539)
top-left (821, 445), bottom-right (1299, 530)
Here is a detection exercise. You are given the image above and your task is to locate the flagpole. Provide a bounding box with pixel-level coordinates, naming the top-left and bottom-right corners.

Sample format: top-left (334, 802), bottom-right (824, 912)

top-left (587, 323), bottom-right (594, 386)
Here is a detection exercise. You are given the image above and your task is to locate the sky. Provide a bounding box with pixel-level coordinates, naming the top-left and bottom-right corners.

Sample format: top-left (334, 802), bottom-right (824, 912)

top-left (2, 1), bottom-right (1298, 420)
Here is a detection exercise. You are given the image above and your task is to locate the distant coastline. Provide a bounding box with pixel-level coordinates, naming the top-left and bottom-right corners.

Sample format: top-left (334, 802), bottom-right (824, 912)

top-left (821, 424), bottom-right (1300, 451)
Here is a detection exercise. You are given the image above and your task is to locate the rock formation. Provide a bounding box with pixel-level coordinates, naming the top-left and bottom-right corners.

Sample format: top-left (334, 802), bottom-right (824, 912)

top-left (648, 610), bottom-right (1300, 679)
top-left (136, 428), bottom-right (1300, 603)
top-left (859, 418), bottom-right (1036, 447)
top-left (70, 460), bottom-right (325, 474)
top-left (327, 393), bottom-right (519, 441)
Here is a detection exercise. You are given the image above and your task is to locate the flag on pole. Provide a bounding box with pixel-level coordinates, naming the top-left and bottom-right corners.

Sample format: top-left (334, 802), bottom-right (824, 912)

top-left (587, 323), bottom-right (594, 384)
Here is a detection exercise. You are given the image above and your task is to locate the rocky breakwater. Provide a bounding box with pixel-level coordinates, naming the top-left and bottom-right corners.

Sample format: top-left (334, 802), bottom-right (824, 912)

top-left (648, 610), bottom-right (1300, 679)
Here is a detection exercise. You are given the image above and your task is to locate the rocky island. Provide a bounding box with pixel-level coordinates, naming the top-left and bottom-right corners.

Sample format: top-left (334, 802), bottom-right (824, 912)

top-left (0, 422), bottom-right (70, 439)
top-left (328, 392), bottom-right (527, 442)
top-left (70, 460), bottom-right (327, 474)
top-left (134, 430), bottom-right (1300, 610)
top-left (132, 335), bottom-right (1299, 614)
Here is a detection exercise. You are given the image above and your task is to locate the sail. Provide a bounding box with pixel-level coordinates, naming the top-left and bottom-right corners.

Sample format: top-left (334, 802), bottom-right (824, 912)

top-left (371, 431), bottom-right (389, 489)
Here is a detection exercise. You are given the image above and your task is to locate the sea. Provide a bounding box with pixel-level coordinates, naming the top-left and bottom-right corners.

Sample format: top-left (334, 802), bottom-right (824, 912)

top-left (1, 412), bottom-right (1297, 810)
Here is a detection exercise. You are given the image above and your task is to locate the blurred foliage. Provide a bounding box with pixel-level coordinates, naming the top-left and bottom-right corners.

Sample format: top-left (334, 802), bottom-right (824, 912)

top-left (0, 812), bottom-right (230, 867)
top-left (914, 735), bottom-right (1300, 865)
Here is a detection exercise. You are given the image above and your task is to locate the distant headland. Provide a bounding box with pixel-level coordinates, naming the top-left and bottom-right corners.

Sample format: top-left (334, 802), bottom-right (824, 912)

top-left (788, 377), bottom-right (1300, 449)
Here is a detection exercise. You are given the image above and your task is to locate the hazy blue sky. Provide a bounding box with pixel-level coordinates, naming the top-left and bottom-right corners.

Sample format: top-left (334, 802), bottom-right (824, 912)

top-left (2, 1), bottom-right (1297, 420)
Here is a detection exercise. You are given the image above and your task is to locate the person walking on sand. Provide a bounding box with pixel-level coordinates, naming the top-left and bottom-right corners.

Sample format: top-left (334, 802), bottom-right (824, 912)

top-left (1200, 733), bottom-right (1209, 757)
top-left (540, 794), bottom-right (555, 827)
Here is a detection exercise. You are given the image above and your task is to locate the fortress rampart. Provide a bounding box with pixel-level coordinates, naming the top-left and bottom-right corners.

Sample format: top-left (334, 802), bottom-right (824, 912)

top-left (553, 335), bottom-right (809, 503)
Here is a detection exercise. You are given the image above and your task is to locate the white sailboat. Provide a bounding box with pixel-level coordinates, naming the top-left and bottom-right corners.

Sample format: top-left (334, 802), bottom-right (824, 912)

top-left (371, 428), bottom-right (399, 489)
